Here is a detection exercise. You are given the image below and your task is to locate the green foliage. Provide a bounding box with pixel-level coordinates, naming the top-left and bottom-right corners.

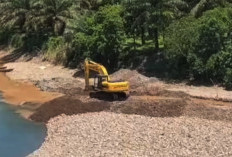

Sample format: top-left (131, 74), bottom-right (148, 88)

top-left (165, 16), bottom-right (200, 77)
top-left (24, 34), bottom-right (48, 51)
top-left (0, 0), bottom-right (36, 29)
top-left (224, 69), bottom-right (232, 90)
top-left (0, 27), bottom-right (12, 44)
top-left (72, 5), bottom-right (125, 70)
top-left (123, 0), bottom-right (187, 49)
top-left (7, 33), bottom-right (48, 51)
top-left (190, 0), bottom-right (231, 17)
top-left (207, 51), bottom-right (232, 77)
top-left (165, 7), bottom-right (232, 86)
top-left (165, 16), bottom-right (199, 59)
top-left (36, 0), bottom-right (74, 35)
top-left (9, 34), bottom-right (26, 48)
top-left (45, 36), bottom-right (69, 65)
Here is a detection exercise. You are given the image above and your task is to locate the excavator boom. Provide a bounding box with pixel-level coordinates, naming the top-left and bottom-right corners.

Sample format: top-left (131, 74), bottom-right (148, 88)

top-left (85, 59), bottom-right (109, 90)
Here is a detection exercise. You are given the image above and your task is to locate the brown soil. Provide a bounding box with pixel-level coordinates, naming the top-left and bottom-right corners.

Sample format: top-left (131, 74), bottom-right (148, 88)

top-left (0, 73), bottom-right (61, 105)
top-left (29, 93), bottom-right (188, 123)
top-left (185, 98), bottom-right (232, 121)
top-left (30, 96), bottom-right (110, 122)
top-left (29, 89), bottom-right (232, 123)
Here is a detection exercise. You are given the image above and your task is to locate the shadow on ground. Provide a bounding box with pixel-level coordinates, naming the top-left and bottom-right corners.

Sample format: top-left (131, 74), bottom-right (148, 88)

top-left (0, 49), bottom-right (25, 63)
top-left (30, 96), bottom-right (110, 123)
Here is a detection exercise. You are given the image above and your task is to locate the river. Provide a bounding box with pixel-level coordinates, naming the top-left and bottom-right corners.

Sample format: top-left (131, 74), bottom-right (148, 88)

top-left (0, 99), bottom-right (46, 157)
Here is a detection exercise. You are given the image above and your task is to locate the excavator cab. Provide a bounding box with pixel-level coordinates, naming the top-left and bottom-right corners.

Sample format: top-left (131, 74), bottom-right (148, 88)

top-left (93, 75), bottom-right (108, 90)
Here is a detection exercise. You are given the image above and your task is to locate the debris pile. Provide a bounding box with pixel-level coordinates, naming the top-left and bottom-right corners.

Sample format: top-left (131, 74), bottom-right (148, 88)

top-left (111, 69), bottom-right (157, 87)
top-left (111, 69), bottom-right (163, 95)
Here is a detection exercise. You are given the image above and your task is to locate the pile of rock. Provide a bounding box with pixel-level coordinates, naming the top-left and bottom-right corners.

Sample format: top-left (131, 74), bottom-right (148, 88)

top-left (30, 112), bottom-right (232, 157)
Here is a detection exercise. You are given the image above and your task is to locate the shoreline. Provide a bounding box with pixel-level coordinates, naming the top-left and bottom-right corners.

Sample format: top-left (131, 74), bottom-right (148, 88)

top-left (0, 72), bottom-right (62, 120)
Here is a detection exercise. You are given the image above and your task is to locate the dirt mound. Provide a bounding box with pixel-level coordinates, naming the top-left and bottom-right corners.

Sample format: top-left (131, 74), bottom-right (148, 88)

top-left (111, 69), bottom-right (163, 96)
top-left (111, 69), bottom-right (159, 89)
top-left (30, 96), bottom-right (110, 123)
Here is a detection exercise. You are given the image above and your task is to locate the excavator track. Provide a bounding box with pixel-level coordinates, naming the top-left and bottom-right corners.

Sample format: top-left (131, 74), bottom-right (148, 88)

top-left (90, 91), bottom-right (129, 101)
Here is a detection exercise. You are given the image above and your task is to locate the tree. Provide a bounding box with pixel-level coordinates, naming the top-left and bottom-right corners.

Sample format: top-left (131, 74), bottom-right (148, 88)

top-left (73, 5), bottom-right (125, 70)
top-left (34, 0), bottom-right (74, 36)
top-left (0, 0), bottom-right (37, 30)
top-left (183, 0), bottom-right (232, 17)
top-left (124, 0), bottom-right (188, 51)
top-left (165, 7), bottom-right (232, 81)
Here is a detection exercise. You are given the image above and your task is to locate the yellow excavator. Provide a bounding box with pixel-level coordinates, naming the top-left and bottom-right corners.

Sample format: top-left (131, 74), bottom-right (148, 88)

top-left (84, 58), bottom-right (130, 100)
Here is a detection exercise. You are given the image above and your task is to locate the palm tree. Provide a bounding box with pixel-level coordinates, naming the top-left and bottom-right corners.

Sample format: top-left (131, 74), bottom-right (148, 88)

top-left (150, 0), bottom-right (189, 50)
top-left (79, 0), bottom-right (100, 10)
top-left (124, 0), bottom-right (150, 45)
top-left (124, 0), bottom-right (188, 51)
top-left (0, 0), bottom-right (37, 31)
top-left (34, 0), bottom-right (74, 36)
top-left (189, 0), bottom-right (232, 17)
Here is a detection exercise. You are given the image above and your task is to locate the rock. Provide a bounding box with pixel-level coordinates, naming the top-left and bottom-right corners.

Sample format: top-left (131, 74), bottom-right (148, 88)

top-left (39, 66), bottom-right (47, 70)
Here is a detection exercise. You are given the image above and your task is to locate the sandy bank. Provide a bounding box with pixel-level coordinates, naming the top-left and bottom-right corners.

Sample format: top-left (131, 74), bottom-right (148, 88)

top-left (0, 73), bottom-right (61, 105)
top-left (0, 72), bottom-right (62, 118)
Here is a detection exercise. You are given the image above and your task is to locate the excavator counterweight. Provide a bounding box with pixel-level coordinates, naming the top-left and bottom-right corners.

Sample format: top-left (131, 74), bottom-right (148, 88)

top-left (84, 59), bottom-right (130, 100)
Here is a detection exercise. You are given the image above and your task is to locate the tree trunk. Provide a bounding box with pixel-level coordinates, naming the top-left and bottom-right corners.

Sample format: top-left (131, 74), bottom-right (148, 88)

top-left (54, 18), bottom-right (66, 36)
top-left (154, 28), bottom-right (159, 52)
top-left (133, 33), bottom-right (136, 50)
top-left (141, 27), bottom-right (145, 45)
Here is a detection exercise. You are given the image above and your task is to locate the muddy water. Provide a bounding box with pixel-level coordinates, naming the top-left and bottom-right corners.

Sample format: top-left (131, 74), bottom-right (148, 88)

top-left (0, 100), bottom-right (46, 157)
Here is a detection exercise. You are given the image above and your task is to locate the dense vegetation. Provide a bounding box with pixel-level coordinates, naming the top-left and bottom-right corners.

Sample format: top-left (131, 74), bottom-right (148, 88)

top-left (0, 0), bottom-right (232, 89)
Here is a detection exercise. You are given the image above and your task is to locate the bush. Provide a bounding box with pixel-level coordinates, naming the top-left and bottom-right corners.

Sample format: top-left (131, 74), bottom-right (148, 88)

top-left (45, 36), bottom-right (69, 65)
top-left (165, 16), bottom-right (200, 60)
top-left (0, 28), bottom-right (12, 44)
top-left (24, 34), bottom-right (48, 51)
top-left (206, 50), bottom-right (232, 88)
top-left (7, 32), bottom-right (48, 51)
top-left (71, 32), bottom-right (91, 62)
top-left (165, 16), bottom-right (200, 78)
top-left (9, 34), bottom-right (26, 48)
top-left (224, 69), bottom-right (232, 90)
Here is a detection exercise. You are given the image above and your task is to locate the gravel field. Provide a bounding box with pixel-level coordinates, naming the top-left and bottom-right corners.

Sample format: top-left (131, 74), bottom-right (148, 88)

top-left (30, 112), bottom-right (232, 157)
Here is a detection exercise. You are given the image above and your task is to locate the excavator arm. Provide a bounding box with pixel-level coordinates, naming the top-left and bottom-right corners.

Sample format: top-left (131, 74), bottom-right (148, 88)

top-left (84, 59), bottom-right (110, 90)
